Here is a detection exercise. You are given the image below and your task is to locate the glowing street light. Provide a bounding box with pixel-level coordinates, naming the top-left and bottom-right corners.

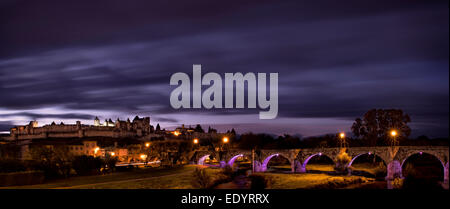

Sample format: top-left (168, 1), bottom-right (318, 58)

top-left (338, 132), bottom-right (346, 148)
top-left (140, 154), bottom-right (147, 160)
top-left (145, 142), bottom-right (150, 148)
top-left (173, 131), bottom-right (180, 136)
top-left (223, 137), bottom-right (229, 143)
top-left (94, 147), bottom-right (100, 154)
top-left (390, 130), bottom-right (397, 137)
top-left (193, 138), bottom-right (199, 144)
top-left (110, 152), bottom-right (115, 156)
top-left (390, 129), bottom-right (398, 146)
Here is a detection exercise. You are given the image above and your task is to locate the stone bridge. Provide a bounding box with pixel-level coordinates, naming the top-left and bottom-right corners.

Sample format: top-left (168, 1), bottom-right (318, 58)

top-left (191, 146), bottom-right (449, 184)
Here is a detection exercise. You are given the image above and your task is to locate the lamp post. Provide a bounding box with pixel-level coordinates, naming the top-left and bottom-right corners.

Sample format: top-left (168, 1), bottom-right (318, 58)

top-left (193, 138), bottom-right (199, 151)
top-left (222, 137), bottom-right (229, 143)
top-left (221, 137), bottom-right (230, 150)
top-left (390, 130), bottom-right (398, 147)
top-left (339, 132), bottom-right (346, 148)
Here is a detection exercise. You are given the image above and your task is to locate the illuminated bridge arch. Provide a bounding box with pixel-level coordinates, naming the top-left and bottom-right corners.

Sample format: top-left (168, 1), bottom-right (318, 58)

top-left (228, 154), bottom-right (244, 167)
top-left (302, 152), bottom-right (334, 169)
top-left (198, 154), bottom-right (211, 165)
top-left (347, 152), bottom-right (387, 168)
top-left (261, 153), bottom-right (291, 172)
top-left (400, 151), bottom-right (446, 181)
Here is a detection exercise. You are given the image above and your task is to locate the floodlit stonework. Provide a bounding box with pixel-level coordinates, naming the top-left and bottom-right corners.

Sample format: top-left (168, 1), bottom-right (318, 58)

top-left (6, 116), bottom-right (152, 140)
top-left (192, 146), bottom-right (449, 186)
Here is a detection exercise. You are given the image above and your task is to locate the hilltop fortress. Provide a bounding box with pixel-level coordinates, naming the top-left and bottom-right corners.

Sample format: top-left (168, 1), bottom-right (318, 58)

top-left (6, 116), bottom-right (152, 141)
top-left (1, 115), bottom-right (233, 161)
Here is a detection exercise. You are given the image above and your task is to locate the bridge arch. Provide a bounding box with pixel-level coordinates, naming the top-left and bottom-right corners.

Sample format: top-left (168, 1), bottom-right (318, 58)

top-left (228, 154), bottom-right (244, 167)
top-left (198, 154), bottom-right (210, 165)
top-left (348, 152), bottom-right (387, 168)
top-left (302, 152), bottom-right (334, 168)
top-left (261, 153), bottom-right (291, 172)
top-left (401, 151), bottom-right (446, 181)
top-left (401, 151), bottom-right (445, 169)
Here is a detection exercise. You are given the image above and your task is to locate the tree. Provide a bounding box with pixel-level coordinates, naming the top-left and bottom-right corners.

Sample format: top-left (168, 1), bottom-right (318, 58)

top-left (208, 126), bottom-right (217, 133)
top-left (0, 143), bottom-right (21, 159)
top-left (194, 124), bottom-right (205, 133)
top-left (230, 128), bottom-right (236, 135)
top-left (351, 109), bottom-right (411, 146)
top-left (147, 140), bottom-right (193, 167)
top-left (29, 145), bottom-right (74, 178)
top-left (72, 155), bottom-right (105, 175)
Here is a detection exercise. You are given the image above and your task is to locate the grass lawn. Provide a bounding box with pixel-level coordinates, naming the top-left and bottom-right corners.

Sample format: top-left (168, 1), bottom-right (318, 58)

top-left (305, 164), bottom-right (335, 172)
top-left (260, 172), bottom-right (374, 189)
top-left (351, 163), bottom-right (386, 175)
top-left (74, 166), bottom-right (225, 189)
top-left (1, 165), bottom-right (219, 189)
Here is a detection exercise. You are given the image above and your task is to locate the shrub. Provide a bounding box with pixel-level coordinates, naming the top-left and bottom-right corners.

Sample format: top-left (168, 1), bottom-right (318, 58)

top-left (372, 162), bottom-right (387, 179)
top-left (249, 174), bottom-right (270, 189)
top-left (191, 168), bottom-right (211, 189)
top-left (72, 155), bottom-right (105, 176)
top-left (116, 165), bottom-right (135, 172)
top-left (0, 159), bottom-right (27, 173)
top-left (334, 151), bottom-right (351, 173)
top-left (104, 156), bottom-right (118, 173)
top-left (29, 146), bottom-right (74, 179)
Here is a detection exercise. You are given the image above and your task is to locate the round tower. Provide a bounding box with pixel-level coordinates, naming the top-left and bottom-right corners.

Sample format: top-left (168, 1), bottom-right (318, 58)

top-left (94, 116), bottom-right (100, 126)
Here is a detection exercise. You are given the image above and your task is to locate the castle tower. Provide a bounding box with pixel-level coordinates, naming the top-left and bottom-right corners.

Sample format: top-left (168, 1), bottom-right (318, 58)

top-left (31, 120), bottom-right (38, 128)
top-left (126, 118), bottom-right (131, 131)
top-left (94, 117), bottom-right (100, 126)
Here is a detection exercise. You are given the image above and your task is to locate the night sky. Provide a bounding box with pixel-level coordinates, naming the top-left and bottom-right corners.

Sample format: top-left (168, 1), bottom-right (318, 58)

top-left (0, 0), bottom-right (448, 137)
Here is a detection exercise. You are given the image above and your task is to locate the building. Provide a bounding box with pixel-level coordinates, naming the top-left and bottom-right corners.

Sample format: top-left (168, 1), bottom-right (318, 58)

top-left (5, 116), bottom-right (153, 141)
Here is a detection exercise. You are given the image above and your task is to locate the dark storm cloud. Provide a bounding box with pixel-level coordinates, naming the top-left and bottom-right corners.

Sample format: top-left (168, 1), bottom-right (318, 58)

top-left (0, 122), bottom-right (14, 132)
top-left (0, 112), bottom-right (95, 120)
top-left (0, 0), bottom-right (448, 137)
top-left (152, 117), bottom-right (179, 123)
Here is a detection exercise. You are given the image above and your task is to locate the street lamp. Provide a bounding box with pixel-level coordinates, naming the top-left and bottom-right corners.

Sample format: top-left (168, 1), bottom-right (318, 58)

top-left (140, 154), bottom-right (148, 165)
top-left (110, 152), bottom-right (115, 156)
top-left (390, 130), bottom-right (397, 137)
top-left (193, 138), bottom-right (199, 144)
top-left (223, 137), bottom-right (229, 143)
top-left (390, 130), bottom-right (398, 146)
top-left (173, 131), bottom-right (180, 136)
top-left (145, 142), bottom-right (150, 148)
top-left (338, 132), bottom-right (346, 148)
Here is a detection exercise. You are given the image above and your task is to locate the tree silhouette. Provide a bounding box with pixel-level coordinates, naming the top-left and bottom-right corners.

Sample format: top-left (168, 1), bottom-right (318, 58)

top-left (194, 124), bottom-right (204, 133)
top-left (351, 109), bottom-right (411, 146)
